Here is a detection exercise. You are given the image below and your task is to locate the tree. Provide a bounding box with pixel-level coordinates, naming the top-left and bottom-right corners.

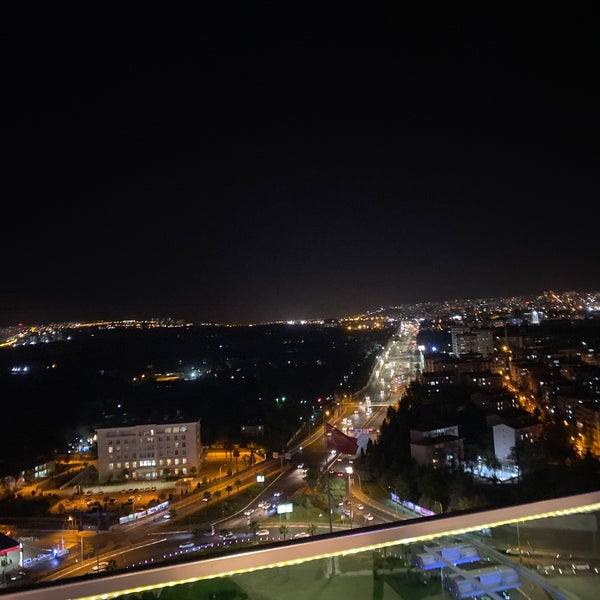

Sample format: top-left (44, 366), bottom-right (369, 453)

top-left (203, 490), bottom-right (211, 503)
top-left (224, 440), bottom-right (233, 460)
top-left (279, 524), bottom-right (289, 540)
top-left (390, 472), bottom-right (414, 502)
top-left (248, 520), bottom-right (259, 543)
top-left (307, 523), bottom-right (317, 536)
top-left (106, 558), bottom-right (118, 571)
top-left (225, 485), bottom-right (233, 499)
top-left (234, 479), bottom-right (242, 494)
top-left (233, 448), bottom-right (240, 470)
top-left (481, 449), bottom-right (501, 479)
top-left (304, 469), bottom-right (320, 491)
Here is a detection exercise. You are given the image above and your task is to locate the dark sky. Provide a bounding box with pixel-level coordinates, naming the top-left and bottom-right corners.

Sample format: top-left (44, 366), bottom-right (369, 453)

top-left (2, 19), bottom-right (598, 326)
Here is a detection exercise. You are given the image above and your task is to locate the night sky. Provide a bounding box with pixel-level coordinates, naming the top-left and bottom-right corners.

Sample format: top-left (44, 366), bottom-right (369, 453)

top-left (2, 19), bottom-right (598, 326)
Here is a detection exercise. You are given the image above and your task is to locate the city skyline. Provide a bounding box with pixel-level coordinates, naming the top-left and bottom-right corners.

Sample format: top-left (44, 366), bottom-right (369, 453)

top-left (2, 19), bottom-right (598, 327)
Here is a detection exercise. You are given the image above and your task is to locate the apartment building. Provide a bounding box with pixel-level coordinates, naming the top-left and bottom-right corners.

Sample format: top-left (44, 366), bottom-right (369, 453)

top-left (96, 420), bottom-right (201, 482)
top-left (409, 424), bottom-right (464, 468)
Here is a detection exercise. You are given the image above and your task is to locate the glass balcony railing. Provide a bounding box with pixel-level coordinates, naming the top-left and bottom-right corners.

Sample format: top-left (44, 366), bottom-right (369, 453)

top-left (3, 491), bottom-right (600, 600)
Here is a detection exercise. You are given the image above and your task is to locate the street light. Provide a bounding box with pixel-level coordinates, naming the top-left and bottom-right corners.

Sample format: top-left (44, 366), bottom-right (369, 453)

top-left (323, 410), bottom-right (333, 535)
top-left (389, 485), bottom-right (399, 517)
top-left (345, 467), bottom-right (353, 530)
top-left (219, 464), bottom-right (227, 480)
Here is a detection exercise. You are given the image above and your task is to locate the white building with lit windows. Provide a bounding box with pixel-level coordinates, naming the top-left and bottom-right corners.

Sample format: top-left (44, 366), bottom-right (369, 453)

top-left (96, 420), bottom-right (201, 482)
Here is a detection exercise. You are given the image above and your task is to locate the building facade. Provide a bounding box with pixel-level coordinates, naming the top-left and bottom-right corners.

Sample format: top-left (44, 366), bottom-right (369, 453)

top-left (96, 421), bottom-right (201, 482)
top-left (492, 416), bottom-right (542, 467)
top-left (409, 424), bottom-right (464, 468)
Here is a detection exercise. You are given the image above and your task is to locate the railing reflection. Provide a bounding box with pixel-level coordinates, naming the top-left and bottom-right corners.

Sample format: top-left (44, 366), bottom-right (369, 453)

top-left (2, 491), bottom-right (599, 600)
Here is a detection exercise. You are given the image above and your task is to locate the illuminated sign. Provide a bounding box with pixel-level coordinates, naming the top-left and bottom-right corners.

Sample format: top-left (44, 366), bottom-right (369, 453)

top-left (277, 503), bottom-right (293, 514)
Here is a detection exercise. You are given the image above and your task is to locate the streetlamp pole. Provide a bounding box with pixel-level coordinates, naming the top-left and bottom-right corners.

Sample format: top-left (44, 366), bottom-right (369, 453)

top-left (346, 467), bottom-right (353, 530)
top-left (389, 486), bottom-right (399, 517)
top-left (323, 410), bottom-right (336, 576)
top-left (324, 411), bottom-right (333, 534)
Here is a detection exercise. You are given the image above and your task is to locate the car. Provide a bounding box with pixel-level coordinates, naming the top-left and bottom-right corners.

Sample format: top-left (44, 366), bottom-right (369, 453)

top-left (244, 509), bottom-right (254, 516)
top-left (179, 542), bottom-right (195, 549)
top-left (91, 561), bottom-right (109, 572)
top-left (256, 529), bottom-right (270, 536)
top-left (356, 503), bottom-right (364, 511)
top-left (297, 463), bottom-right (304, 469)
top-left (294, 532), bottom-right (310, 538)
top-left (219, 530), bottom-right (234, 539)
top-left (9, 571), bottom-right (26, 581)
top-left (364, 513), bottom-right (374, 521)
